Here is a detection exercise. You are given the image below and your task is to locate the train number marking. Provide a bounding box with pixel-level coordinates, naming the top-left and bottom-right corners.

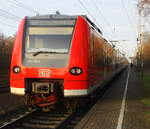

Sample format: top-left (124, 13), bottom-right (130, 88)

top-left (39, 69), bottom-right (51, 77)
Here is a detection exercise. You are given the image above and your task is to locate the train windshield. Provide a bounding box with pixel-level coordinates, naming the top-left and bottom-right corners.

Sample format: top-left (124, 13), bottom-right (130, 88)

top-left (25, 27), bottom-right (74, 54)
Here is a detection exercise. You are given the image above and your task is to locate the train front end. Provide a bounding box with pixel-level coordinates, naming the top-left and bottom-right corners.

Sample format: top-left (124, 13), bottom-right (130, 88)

top-left (10, 15), bottom-right (89, 108)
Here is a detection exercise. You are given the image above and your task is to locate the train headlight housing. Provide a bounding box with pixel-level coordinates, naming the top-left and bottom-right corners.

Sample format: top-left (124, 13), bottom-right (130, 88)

top-left (70, 67), bottom-right (82, 75)
top-left (13, 66), bottom-right (21, 74)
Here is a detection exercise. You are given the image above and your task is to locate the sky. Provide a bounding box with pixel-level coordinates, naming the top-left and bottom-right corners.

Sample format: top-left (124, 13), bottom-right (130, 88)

top-left (0, 0), bottom-right (139, 57)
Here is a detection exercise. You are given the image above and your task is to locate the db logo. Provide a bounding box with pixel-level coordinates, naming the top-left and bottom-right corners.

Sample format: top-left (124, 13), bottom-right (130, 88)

top-left (39, 69), bottom-right (51, 77)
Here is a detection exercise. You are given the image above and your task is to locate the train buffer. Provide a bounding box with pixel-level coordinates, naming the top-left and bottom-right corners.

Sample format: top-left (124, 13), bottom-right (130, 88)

top-left (75, 67), bottom-right (150, 129)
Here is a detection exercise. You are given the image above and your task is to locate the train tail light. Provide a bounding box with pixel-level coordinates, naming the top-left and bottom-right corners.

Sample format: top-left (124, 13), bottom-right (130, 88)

top-left (70, 67), bottom-right (82, 75)
top-left (13, 66), bottom-right (21, 73)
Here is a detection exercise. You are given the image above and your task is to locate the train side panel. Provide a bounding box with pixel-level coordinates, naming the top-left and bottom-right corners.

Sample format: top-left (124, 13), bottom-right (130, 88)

top-left (10, 14), bottom-right (128, 109)
top-left (10, 18), bottom-right (26, 95)
top-left (64, 16), bottom-right (90, 96)
top-left (88, 29), bottom-right (105, 93)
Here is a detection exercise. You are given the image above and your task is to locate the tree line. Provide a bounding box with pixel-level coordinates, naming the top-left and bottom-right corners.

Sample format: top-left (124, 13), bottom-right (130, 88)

top-left (0, 34), bottom-right (14, 75)
top-left (136, 33), bottom-right (150, 70)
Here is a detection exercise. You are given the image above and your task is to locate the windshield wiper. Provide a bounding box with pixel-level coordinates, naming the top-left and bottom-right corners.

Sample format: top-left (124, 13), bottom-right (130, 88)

top-left (33, 51), bottom-right (58, 56)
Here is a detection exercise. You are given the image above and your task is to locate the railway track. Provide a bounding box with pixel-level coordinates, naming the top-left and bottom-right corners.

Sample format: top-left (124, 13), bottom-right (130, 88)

top-left (0, 84), bottom-right (108, 129)
top-left (0, 109), bottom-right (37, 129)
top-left (0, 78), bottom-right (117, 129)
top-left (0, 71), bottom-right (124, 129)
top-left (0, 106), bottom-right (83, 129)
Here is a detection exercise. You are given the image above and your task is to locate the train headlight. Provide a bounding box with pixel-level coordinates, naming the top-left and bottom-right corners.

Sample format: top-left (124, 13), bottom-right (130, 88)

top-left (13, 66), bottom-right (21, 73)
top-left (70, 67), bottom-right (82, 75)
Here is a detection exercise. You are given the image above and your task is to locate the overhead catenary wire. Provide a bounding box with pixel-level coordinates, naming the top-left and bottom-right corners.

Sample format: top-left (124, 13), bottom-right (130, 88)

top-left (0, 13), bottom-right (19, 22)
top-left (77, 0), bottom-right (112, 40)
top-left (128, 0), bottom-right (137, 20)
top-left (0, 1), bottom-right (19, 22)
top-left (127, 0), bottom-right (139, 34)
top-left (0, 21), bottom-right (17, 29)
top-left (6, 0), bottom-right (39, 15)
top-left (77, 0), bottom-right (103, 30)
top-left (127, 0), bottom-right (138, 32)
top-left (92, 0), bottom-right (111, 27)
top-left (92, 0), bottom-right (118, 40)
top-left (121, 0), bottom-right (135, 28)
top-left (0, 8), bottom-right (21, 20)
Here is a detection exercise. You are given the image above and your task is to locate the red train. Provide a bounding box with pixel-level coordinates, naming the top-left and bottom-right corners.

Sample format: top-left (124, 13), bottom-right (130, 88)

top-left (10, 14), bottom-right (127, 110)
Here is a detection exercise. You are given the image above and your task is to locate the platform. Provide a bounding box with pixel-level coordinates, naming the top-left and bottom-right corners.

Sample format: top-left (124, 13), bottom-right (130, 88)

top-left (75, 67), bottom-right (150, 129)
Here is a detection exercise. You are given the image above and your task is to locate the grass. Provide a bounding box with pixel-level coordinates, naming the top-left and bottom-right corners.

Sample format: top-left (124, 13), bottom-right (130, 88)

top-left (137, 70), bottom-right (150, 127)
top-left (141, 71), bottom-right (150, 106)
top-left (144, 111), bottom-right (150, 123)
top-left (141, 99), bottom-right (150, 106)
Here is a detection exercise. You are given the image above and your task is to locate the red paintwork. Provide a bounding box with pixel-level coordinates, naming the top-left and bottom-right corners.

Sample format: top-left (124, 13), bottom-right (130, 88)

top-left (10, 16), bottom-right (90, 91)
top-left (35, 93), bottom-right (57, 107)
top-left (10, 17), bottom-right (26, 89)
top-left (64, 16), bottom-right (90, 89)
top-left (10, 15), bottom-right (126, 107)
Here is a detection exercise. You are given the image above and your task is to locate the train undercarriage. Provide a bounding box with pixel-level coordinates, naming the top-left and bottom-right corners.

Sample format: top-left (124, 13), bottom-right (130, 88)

top-left (25, 78), bottom-right (89, 112)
